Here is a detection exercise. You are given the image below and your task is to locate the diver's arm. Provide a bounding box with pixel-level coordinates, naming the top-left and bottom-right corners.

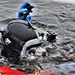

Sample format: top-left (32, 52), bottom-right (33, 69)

top-left (18, 1), bottom-right (34, 22)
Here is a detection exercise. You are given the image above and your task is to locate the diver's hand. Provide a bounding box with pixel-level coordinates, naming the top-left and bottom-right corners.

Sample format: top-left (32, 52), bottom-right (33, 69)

top-left (46, 31), bottom-right (56, 42)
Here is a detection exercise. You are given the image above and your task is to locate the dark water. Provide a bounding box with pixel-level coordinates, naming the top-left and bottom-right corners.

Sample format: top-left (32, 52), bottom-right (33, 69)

top-left (0, 0), bottom-right (75, 75)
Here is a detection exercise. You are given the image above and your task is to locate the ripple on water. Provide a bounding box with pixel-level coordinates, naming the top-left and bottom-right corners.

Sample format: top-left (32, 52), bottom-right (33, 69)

top-left (0, 0), bottom-right (75, 75)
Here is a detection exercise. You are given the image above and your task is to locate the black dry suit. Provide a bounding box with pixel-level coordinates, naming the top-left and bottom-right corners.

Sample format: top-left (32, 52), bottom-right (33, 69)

top-left (1, 20), bottom-right (42, 59)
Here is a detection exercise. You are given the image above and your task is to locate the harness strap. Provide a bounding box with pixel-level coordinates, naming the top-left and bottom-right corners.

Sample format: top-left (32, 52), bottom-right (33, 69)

top-left (3, 29), bottom-right (25, 46)
top-left (11, 35), bottom-right (25, 46)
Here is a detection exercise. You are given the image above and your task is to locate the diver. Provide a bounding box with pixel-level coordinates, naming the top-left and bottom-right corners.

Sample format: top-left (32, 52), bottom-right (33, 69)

top-left (0, 1), bottom-right (56, 63)
top-left (18, 1), bottom-right (56, 58)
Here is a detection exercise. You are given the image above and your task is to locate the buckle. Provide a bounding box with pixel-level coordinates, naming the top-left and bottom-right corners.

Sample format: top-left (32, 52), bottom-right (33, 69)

top-left (20, 41), bottom-right (25, 46)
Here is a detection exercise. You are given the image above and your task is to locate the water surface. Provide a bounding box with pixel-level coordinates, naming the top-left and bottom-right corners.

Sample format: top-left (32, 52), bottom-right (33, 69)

top-left (0, 0), bottom-right (75, 75)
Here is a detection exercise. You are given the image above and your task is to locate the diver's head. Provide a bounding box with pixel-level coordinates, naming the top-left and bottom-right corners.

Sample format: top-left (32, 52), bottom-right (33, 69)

top-left (20, 1), bottom-right (34, 12)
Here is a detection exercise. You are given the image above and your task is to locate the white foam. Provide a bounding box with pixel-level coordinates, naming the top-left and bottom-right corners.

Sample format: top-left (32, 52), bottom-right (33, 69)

top-left (53, 0), bottom-right (75, 4)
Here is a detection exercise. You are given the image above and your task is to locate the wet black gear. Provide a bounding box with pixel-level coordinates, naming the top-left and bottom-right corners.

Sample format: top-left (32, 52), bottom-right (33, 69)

top-left (1, 20), bottom-right (37, 59)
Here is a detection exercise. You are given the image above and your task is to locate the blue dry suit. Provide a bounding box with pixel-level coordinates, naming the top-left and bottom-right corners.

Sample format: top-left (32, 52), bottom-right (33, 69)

top-left (18, 1), bottom-right (34, 22)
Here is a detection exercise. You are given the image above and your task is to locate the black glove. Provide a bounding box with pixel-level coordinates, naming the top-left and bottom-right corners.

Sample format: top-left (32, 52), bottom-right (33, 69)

top-left (46, 31), bottom-right (56, 42)
top-left (25, 3), bottom-right (34, 12)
